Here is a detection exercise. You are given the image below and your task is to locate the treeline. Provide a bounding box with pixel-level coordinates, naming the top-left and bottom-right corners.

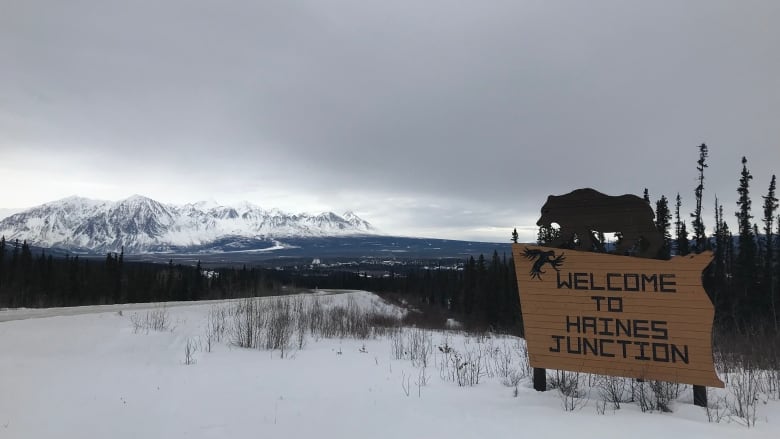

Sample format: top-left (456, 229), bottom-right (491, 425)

top-left (0, 243), bottom-right (286, 308)
top-left (289, 252), bottom-right (523, 333)
top-left (538, 144), bottom-right (779, 334)
top-left (702, 153), bottom-right (779, 333)
top-left (0, 239), bottom-right (522, 333)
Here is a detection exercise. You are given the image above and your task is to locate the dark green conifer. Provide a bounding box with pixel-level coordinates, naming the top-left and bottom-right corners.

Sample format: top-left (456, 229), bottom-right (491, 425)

top-left (691, 143), bottom-right (709, 252)
top-left (675, 193), bottom-right (690, 256)
top-left (655, 195), bottom-right (672, 259)
top-left (735, 156), bottom-right (757, 292)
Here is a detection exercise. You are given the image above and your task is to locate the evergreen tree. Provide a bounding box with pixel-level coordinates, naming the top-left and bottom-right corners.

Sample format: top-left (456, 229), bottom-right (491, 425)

top-left (762, 175), bottom-right (777, 281)
top-left (710, 197), bottom-right (736, 323)
top-left (675, 193), bottom-right (690, 256)
top-left (0, 235), bottom-right (5, 287)
top-left (537, 225), bottom-right (560, 246)
top-left (654, 195), bottom-right (672, 259)
top-left (735, 156), bottom-right (757, 294)
top-left (691, 143), bottom-right (708, 252)
top-left (711, 198), bottom-right (725, 305)
top-left (463, 256), bottom-right (476, 315)
top-left (511, 228), bottom-right (519, 244)
top-left (643, 188), bottom-right (650, 203)
top-left (776, 214), bottom-right (780, 330)
top-left (9, 239), bottom-right (19, 286)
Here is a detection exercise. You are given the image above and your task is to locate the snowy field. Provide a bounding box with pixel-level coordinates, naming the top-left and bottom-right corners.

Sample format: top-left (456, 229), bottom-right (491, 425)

top-left (1, 290), bottom-right (779, 439)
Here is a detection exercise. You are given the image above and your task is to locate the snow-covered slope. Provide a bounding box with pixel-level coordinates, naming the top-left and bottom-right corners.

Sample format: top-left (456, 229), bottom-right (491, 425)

top-left (0, 207), bottom-right (23, 220)
top-left (1, 292), bottom-right (777, 439)
top-left (0, 195), bottom-right (375, 253)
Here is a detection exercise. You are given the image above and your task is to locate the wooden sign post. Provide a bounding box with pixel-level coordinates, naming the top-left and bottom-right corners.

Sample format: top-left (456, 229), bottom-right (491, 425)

top-left (513, 244), bottom-right (724, 395)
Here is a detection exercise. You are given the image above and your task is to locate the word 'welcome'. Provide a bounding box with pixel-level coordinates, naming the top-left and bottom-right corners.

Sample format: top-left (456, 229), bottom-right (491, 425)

top-left (556, 272), bottom-right (677, 292)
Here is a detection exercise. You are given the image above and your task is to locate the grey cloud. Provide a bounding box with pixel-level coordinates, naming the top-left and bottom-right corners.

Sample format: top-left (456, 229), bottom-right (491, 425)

top-left (1, 1), bottom-right (779, 241)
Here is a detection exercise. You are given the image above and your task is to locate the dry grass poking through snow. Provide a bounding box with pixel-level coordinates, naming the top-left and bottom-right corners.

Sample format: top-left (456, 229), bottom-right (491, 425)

top-left (205, 293), bottom-right (403, 358)
top-left (125, 291), bottom-right (780, 429)
top-left (129, 306), bottom-right (172, 333)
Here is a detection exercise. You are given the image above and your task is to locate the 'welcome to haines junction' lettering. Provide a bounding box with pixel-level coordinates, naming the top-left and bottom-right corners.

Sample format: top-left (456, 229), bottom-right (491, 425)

top-left (513, 245), bottom-right (724, 388)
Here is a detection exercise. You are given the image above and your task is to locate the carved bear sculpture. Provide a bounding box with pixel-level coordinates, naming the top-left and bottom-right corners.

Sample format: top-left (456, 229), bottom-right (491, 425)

top-left (536, 188), bottom-right (663, 258)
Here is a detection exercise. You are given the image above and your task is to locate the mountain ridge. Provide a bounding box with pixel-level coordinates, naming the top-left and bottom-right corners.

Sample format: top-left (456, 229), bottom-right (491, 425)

top-left (0, 195), bottom-right (375, 253)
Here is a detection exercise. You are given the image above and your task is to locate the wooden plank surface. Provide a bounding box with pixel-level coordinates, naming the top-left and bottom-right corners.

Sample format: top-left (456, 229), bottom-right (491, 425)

top-left (513, 244), bottom-right (724, 388)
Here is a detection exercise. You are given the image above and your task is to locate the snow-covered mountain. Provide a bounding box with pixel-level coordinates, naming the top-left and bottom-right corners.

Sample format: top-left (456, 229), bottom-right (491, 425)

top-left (0, 195), bottom-right (375, 253)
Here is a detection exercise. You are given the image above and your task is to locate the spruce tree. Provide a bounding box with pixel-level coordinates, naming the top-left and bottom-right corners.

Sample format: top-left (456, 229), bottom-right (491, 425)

top-left (643, 188), bottom-right (650, 203)
top-left (675, 193), bottom-right (690, 256)
top-left (735, 156), bottom-right (757, 294)
top-left (762, 175), bottom-right (777, 280)
top-left (711, 198), bottom-right (725, 307)
top-left (0, 236), bottom-right (5, 289)
top-left (511, 228), bottom-right (519, 244)
top-left (711, 197), bottom-right (736, 320)
top-left (536, 225), bottom-right (560, 246)
top-left (691, 143), bottom-right (708, 252)
top-left (776, 214), bottom-right (780, 330)
top-left (655, 195), bottom-right (672, 259)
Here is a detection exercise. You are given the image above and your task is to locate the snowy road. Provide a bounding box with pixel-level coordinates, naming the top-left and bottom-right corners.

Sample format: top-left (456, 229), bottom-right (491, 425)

top-left (0, 299), bottom-right (230, 323)
top-left (0, 289), bottom-right (362, 323)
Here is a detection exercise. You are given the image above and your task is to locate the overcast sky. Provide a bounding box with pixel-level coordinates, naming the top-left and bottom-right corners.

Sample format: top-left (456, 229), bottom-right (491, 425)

top-left (1, 1), bottom-right (778, 242)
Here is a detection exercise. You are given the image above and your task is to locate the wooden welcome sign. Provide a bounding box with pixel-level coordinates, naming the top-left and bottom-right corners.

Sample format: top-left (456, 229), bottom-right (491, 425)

top-left (512, 244), bottom-right (724, 388)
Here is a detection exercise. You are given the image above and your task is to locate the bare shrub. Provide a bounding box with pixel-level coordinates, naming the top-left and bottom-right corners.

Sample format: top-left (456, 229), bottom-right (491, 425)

top-left (705, 391), bottom-right (728, 423)
top-left (415, 367), bottom-right (429, 397)
top-left (207, 306), bottom-right (228, 343)
top-left (437, 336), bottom-right (454, 381)
top-left (629, 378), bottom-right (681, 413)
top-left (597, 376), bottom-right (630, 410)
top-left (130, 307), bottom-right (170, 333)
top-left (230, 298), bottom-right (259, 348)
top-left (184, 337), bottom-right (198, 365)
top-left (308, 297), bottom-right (325, 339)
top-left (711, 327), bottom-right (780, 427)
top-left (264, 298), bottom-right (293, 356)
top-left (445, 345), bottom-right (485, 387)
top-left (390, 329), bottom-right (405, 360)
top-left (226, 293), bottom-right (402, 355)
top-left (491, 340), bottom-right (514, 382)
top-left (294, 297), bottom-right (308, 349)
top-left (550, 371), bottom-right (587, 411)
top-left (514, 339), bottom-right (533, 379)
top-left (401, 371), bottom-right (411, 397)
top-left (728, 365), bottom-right (760, 427)
top-left (461, 347), bottom-right (485, 386)
top-left (647, 380), bottom-right (683, 413)
top-left (503, 370), bottom-right (523, 388)
top-left (633, 379), bottom-right (654, 413)
top-left (766, 368), bottom-right (780, 400)
top-left (407, 329), bottom-right (433, 368)
top-left (205, 332), bottom-right (213, 353)
top-left (595, 397), bottom-right (607, 415)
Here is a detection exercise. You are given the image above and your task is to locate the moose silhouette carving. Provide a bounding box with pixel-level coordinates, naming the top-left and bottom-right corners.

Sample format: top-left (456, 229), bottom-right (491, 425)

top-left (536, 188), bottom-right (663, 258)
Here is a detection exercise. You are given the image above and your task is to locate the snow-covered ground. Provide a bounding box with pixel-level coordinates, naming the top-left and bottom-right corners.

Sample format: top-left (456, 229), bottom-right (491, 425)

top-left (1, 290), bottom-right (778, 438)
